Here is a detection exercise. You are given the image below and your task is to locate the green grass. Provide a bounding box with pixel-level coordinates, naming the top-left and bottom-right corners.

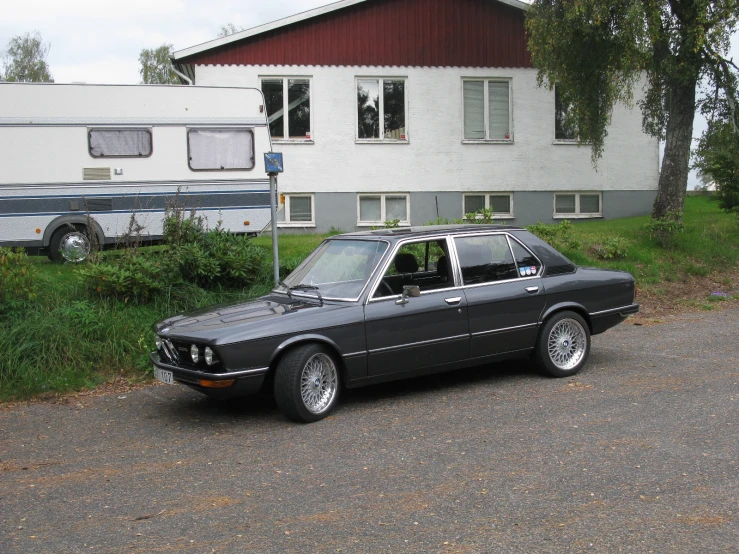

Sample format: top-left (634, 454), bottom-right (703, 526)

top-left (1, 196), bottom-right (737, 401)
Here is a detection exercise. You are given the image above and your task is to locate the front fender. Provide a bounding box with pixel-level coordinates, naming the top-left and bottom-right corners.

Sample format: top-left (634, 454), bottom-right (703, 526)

top-left (269, 334), bottom-right (344, 366)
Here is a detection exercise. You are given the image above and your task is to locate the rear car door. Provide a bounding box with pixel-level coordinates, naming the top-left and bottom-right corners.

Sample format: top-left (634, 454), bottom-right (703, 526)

top-left (452, 233), bottom-right (546, 359)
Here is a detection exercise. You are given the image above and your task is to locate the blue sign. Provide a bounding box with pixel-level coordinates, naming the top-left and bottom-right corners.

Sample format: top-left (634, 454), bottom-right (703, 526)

top-left (264, 152), bottom-right (284, 174)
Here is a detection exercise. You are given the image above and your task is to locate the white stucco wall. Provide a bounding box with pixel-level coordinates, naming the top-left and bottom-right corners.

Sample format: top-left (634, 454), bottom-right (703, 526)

top-left (196, 64), bottom-right (659, 196)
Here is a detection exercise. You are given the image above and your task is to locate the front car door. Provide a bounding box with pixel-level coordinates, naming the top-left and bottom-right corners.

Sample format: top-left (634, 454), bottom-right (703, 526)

top-left (452, 232), bottom-right (546, 360)
top-left (364, 237), bottom-right (470, 377)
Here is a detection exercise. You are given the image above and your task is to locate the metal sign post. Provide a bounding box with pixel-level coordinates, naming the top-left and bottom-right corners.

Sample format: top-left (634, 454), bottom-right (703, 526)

top-left (264, 152), bottom-right (284, 287)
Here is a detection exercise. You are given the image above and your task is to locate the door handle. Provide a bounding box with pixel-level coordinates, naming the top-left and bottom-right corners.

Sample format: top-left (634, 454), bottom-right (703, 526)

top-left (525, 286), bottom-right (539, 294)
top-left (445, 297), bottom-right (462, 305)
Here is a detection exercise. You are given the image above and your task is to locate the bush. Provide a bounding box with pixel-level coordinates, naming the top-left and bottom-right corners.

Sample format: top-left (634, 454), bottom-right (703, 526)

top-left (527, 220), bottom-right (582, 252)
top-left (645, 212), bottom-right (685, 249)
top-left (0, 247), bottom-right (37, 311)
top-left (588, 234), bottom-right (631, 260)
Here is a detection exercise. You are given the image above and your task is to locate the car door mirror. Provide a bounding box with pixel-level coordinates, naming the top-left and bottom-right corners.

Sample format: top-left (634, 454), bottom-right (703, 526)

top-left (396, 285), bottom-right (421, 305)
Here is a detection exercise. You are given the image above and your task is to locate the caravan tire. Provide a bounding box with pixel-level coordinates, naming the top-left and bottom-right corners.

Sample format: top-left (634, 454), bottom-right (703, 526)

top-left (48, 224), bottom-right (91, 263)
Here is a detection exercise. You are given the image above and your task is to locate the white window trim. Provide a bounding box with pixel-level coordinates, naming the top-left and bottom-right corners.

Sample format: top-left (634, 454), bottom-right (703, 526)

top-left (461, 77), bottom-right (514, 144)
top-left (357, 193), bottom-right (411, 226)
top-left (355, 77), bottom-right (409, 144)
top-left (462, 192), bottom-right (515, 219)
top-left (553, 192), bottom-right (603, 219)
top-left (279, 193), bottom-right (315, 227)
top-left (260, 76), bottom-right (314, 144)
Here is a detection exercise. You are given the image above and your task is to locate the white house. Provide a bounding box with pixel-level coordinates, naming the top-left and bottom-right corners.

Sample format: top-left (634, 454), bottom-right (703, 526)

top-left (172, 0), bottom-right (659, 233)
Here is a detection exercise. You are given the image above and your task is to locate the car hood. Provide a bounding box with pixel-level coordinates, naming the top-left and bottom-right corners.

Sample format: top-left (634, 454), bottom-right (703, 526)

top-left (153, 294), bottom-right (354, 344)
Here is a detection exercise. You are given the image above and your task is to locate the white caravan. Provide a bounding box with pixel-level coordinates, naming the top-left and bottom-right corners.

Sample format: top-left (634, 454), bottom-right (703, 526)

top-left (0, 82), bottom-right (273, 260)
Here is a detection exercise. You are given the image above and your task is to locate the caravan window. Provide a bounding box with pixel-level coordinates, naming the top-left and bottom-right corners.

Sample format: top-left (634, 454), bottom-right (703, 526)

top-left (89, 128), bottom-right (152, 158)
top-left (188, 128), bottom-right (255, 171)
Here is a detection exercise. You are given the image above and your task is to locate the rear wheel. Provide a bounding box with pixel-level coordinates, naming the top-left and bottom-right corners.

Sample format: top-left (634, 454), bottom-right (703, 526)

top-left (535, 311), bottom-right (590, 377)
top-left (48, 225), bottom-right (91, 262)
top-left (274, 344), bottom-right (340, 423)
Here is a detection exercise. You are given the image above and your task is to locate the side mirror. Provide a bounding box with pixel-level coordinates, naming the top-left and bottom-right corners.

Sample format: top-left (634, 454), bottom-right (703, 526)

top-left (396, 285), bottom-right (421, 305)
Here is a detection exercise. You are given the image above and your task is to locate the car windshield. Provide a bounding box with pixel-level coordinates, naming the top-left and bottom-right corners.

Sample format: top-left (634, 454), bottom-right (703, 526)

top-left (277, 239), bottom-right (388, 300)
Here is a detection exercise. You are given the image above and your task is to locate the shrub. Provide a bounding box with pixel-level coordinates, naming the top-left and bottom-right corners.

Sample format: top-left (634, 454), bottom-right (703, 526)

top-left (0, 247), bottom-right (37, 311)
top-left (465, 207), bottom-right (499, 224)
top-left (527, 220), bottom-right (582, 252)
top-left (588, 234), bottom-right (630, 260)
top-left (645, 212), bottom-right (685, 249)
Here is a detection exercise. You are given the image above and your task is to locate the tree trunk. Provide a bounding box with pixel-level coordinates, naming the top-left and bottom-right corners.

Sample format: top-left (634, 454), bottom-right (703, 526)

top-left (652, 79), bottom-right (697, 219)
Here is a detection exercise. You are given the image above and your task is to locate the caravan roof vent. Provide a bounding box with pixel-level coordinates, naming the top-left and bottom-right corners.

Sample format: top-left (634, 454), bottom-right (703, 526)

top-left (83, 167), bottom-right (111, 180)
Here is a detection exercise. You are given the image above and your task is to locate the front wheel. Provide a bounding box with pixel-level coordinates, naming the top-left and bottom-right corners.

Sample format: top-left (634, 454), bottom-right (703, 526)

top-left (535, 311), bottom-right (591, 377)
top-left (274, 344), bottom-right (340, 423)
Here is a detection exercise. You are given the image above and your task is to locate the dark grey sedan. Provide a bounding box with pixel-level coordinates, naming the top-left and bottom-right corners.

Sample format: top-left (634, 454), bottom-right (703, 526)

top-left (151, 225), bottom-right (638, 422)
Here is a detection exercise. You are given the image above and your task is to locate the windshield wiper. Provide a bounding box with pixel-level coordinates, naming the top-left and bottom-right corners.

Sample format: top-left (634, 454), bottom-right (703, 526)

top-left (289, 284), bottom-right (323, 306)
top-left (277, 280), bottom-right (292, 299)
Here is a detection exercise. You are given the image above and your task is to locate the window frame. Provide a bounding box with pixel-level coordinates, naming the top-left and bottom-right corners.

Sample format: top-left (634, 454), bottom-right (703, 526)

top-left (553, 192), bottom-right (603, 219)
top-left (461, 78), bottom-right (513, 144)
top-left (260, 76), bottom-right (314, 144)
top-left (186, 127), bottom-right (255, 172)
top-left (279, 193), bottom-right (315, 228)
top-left (553, 84), bottom-right (578, 144)
top-left (462, 192), bottom-right (515, 219)
top-left (88, 127), bottom-right (153, 158)
top-left (355, 76), bottom-right (409, 143)
top-left (356, 193), bottom-right (411, 226)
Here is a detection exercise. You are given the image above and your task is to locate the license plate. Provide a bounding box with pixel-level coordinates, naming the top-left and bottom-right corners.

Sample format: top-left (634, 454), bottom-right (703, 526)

top-left (154, 366), bottom-right (174, 385)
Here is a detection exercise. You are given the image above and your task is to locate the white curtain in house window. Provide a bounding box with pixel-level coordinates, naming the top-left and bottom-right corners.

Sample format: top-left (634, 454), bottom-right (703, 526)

top-left (289, 196), bottom-right (312, 222)
top-left (188, 129), bottom-right (254, 170)
top-left (385, 195), bottom-right (407, 221)
top-left (580, 194), bottom-right (601, 213)
top-left (90, 129), bottom-right (152, 157)
top-left (463, 81), bottom-right (485, 140)
top-left (555, 194), bottom-right (576, 213)
top-left (488, 82), bottom-right (510, 139)
top-left (360, 196), bottom-right (382, 221)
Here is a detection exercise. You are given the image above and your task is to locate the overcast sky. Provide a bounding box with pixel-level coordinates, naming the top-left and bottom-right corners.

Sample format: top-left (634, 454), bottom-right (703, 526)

top-left (2, 0), bottom-right (736, 188)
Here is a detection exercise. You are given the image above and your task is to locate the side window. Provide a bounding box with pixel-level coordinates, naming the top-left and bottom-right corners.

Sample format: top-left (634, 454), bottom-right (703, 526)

top-left (454, 234), bottom-right (517, 285)
top-left (509, 238), bottom-right (540, 277)
top-left (89, 128), bottom-right (152, 158)
top-left (374, 239), bottom-right (451, 298)
top-left (187, 128), bottom-right (254, 171)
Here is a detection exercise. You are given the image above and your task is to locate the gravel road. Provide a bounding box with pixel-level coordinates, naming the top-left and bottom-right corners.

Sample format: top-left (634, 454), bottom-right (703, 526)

top-left (1, 309), bottom-right (738, 553)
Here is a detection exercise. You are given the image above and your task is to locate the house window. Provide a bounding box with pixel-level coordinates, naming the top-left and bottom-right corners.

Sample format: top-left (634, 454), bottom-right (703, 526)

top-left (356, 78), bottom-right (407, 141)
top-left (261, 78), bottom-right (312, 141)
top-left (554, 193), bottom-right (602, 218)
top-left (89, 128), bottom-right (152, 158)
top-left (463, 193), bottom-right (514, 218)
top-left (555, 85), bottom-right (577, 141)
top-left (463, 79), bottom-right (512, 141)
top-left (281, 194), bottom-right (315, 226)
top-left (357, 194), bottom-right (409, 225)
top-left (187, 128), bottom-right (254, 171)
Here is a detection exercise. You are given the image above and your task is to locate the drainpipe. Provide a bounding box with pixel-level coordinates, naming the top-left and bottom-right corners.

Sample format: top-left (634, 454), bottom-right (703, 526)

top-left (170, 61), bottom-right (192, 85)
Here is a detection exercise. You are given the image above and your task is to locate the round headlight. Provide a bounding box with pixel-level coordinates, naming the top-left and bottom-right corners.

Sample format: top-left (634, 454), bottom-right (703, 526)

top-left (155, 336), bottom-right (162, 350)
top-left (190, 344), bottom-right (200, 363)
top-left (204, 347), bottom-right (214, 366)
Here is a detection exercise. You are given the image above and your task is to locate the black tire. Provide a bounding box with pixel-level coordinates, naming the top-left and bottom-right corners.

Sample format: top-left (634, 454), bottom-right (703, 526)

top-left (274, 344), bottom-right (341, 423)
top-left (48, 224), bottom-right (90, 262)
top-left (534, 311), bottom-right (591, 378)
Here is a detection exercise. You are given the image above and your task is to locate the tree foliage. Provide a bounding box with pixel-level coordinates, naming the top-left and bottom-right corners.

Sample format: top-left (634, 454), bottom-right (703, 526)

top-left (694, 115), bottom-right (739, 214)
top-left (526, 0), bottom-right (739, 220)
top-left (218, 23), bottom-right (244, 38)
top-left (1, 31), bottom-right (54, 82)
top-left (138, 44), bottom-right (179, 84)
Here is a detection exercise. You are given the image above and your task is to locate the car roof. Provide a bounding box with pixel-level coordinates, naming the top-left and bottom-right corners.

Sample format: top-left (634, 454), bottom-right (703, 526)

top-left (336, 224), bottom-right (526, 241)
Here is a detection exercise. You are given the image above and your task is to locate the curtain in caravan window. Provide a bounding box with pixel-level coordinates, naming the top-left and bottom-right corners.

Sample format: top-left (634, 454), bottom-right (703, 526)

top-left (463, 81), bottom-right (485, 140)
top-left (89, 129), bottom-right (152, 157)
top-left (188, 129), bottom-right (254, 170)
top-left (488, 82), bottom-right (510, 139)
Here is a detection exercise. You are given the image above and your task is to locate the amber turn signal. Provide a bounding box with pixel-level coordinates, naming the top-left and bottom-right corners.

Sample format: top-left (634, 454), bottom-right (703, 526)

top-left (198, 379), bottom-right (235, 388)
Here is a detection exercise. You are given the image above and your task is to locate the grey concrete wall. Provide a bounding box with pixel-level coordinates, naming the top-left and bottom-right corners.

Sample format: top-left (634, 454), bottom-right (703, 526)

top-left (275, 190), bottom-right (658, 234)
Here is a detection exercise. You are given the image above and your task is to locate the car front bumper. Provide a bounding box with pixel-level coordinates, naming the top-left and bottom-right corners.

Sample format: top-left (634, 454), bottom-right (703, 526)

top-left (150, 351), bottom-right (269, 398)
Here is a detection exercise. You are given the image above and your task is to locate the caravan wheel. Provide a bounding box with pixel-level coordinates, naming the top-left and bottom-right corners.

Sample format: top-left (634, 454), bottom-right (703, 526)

top-left (49, 225), bottom-right (91, 263)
